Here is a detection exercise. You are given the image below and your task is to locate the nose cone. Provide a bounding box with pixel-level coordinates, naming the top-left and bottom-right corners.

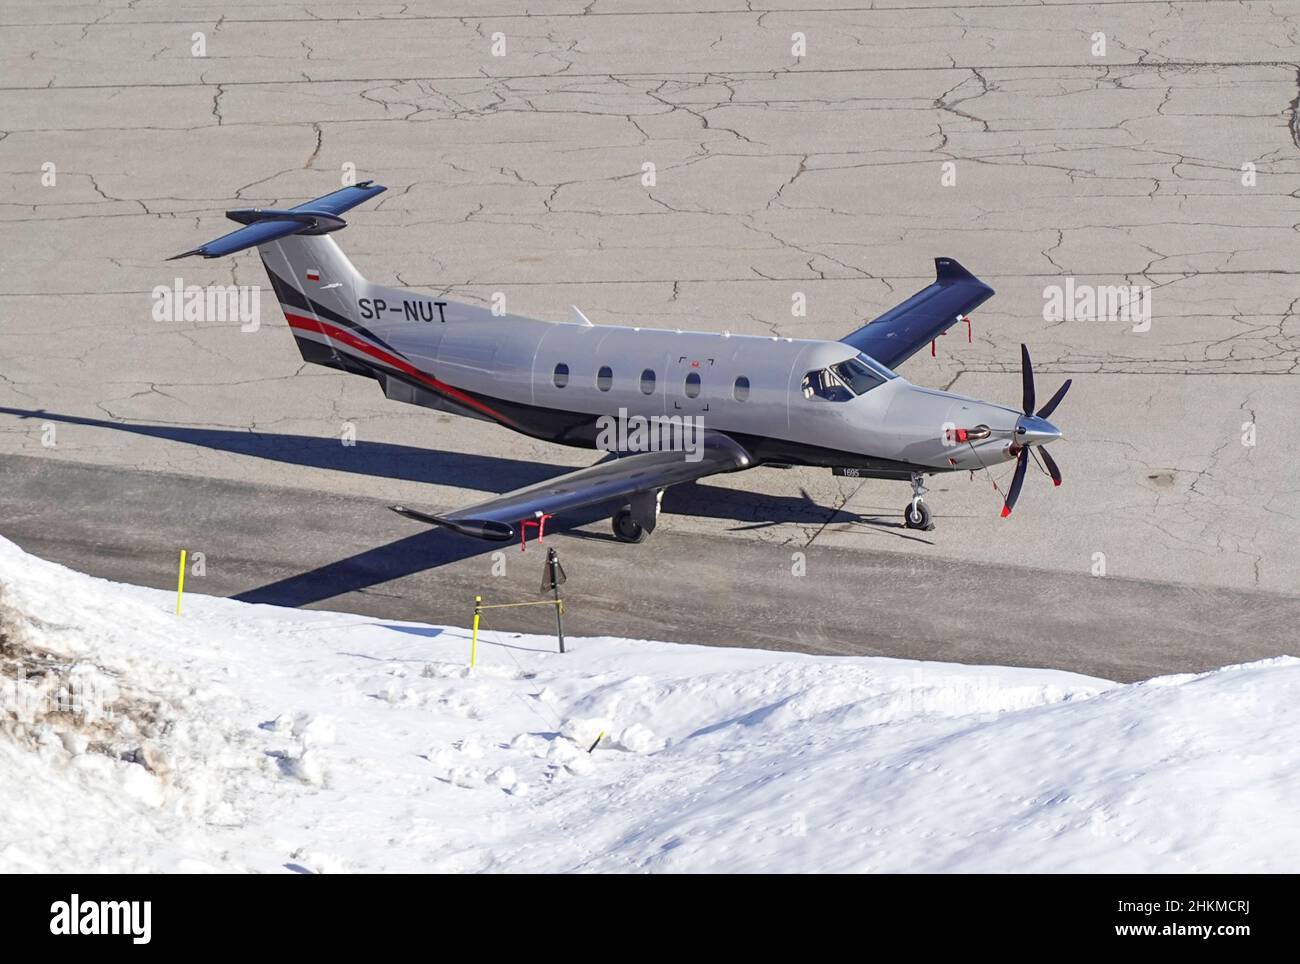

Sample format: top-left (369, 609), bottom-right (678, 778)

top-left (1015, 414), bottom-right (1061, 446)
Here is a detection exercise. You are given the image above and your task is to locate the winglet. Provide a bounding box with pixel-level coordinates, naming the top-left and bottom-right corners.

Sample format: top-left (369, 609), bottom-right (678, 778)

top-left (934, 257), bottom-right (978, 284)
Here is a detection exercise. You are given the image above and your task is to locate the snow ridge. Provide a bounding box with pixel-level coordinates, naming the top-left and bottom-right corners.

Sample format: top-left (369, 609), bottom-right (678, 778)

top-left (0, 536), bottom-right (1295, 873)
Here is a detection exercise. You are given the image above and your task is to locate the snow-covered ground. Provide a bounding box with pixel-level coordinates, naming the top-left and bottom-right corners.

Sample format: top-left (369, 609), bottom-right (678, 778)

top-left (0, 535), bottom-right (1296, 873)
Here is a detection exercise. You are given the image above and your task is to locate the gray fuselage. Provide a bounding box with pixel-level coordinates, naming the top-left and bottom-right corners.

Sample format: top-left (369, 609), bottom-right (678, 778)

top-left (266, 235), bottom-right (1026, 478)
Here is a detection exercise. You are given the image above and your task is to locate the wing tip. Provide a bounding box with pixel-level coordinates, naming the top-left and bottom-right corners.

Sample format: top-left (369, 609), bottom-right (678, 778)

top-left (390, 505), bottom-right (514, 541)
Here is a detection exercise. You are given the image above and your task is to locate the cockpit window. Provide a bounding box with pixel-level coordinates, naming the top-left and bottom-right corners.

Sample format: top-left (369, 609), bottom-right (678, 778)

top-left (803, 353), bottom-right (896, 402)
top-left (853, 352), bottom-right (898, 381)
top-left (802, 368), bottom-right (853, 402)
top-left (831, 358), bottom-right (886, 395)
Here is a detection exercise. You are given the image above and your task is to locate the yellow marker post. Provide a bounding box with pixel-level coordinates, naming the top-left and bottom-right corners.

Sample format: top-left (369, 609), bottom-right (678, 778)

top-left (175, 549), bottom-right (187, 615)
top-left (470, 595), bottom-right (482, 668)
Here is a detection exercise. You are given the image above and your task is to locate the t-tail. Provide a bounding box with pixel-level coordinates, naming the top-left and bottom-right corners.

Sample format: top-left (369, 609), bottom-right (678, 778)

top-left (169, 182), bottom-right (523, 430)
top-left (170, 182), bottom-right (386, 376)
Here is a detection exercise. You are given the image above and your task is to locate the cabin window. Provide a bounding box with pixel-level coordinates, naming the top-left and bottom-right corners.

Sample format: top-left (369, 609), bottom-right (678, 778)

top-left (684, 371), bottom-right (702, 398)
top-left (597, 365), bottom-right (613, 392)
top-left (640, 369), bottom-right (656, 394)
top-left (553, 363), bottom-right (569, 388)
top-left (733, 376), bottom-right (750, 402)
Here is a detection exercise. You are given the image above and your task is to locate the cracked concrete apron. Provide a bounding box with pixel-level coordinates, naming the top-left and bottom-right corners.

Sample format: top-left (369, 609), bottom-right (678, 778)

top-left (1, 0), bottom-right (1298, 677)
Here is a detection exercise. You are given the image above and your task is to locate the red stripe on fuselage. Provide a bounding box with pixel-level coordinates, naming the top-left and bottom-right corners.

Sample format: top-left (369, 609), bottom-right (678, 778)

top-left (283, 311), bottom-right (515, 427)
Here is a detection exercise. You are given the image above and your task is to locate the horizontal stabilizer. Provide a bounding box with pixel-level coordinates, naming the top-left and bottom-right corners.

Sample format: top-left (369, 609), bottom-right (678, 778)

top-left (170, 181), bottom-right (386, 260)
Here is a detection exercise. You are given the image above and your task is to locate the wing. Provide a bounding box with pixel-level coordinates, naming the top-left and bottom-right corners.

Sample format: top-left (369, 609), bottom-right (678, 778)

top-left (840, 257), bottom-right (994, 369)
top-left (391, 432), bottom-right (754, 541)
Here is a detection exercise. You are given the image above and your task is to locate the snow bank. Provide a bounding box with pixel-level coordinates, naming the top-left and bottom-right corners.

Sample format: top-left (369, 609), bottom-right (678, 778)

top-left (0, 535), bottom-right (1295, 872)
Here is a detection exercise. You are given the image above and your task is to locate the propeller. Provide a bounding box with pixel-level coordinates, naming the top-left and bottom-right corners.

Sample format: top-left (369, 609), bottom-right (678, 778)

top-left (1001, 344), bottom-right (1071, 518)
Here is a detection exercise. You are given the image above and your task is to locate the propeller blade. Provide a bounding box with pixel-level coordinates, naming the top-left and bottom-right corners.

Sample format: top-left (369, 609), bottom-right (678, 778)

top-left (1020, 343), bottom-right (1035, 415)
top-left (1040, 447), bottom-right (1063, 487)
top-left (1036, 378), bottom-right (1072, 419)
top-left (1000, 449), bottom-right (1029, 518)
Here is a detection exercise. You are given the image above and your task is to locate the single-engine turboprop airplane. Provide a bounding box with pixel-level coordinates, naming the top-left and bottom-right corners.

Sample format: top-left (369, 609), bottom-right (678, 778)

top-left (172, 181), bottom-right (1070, 544)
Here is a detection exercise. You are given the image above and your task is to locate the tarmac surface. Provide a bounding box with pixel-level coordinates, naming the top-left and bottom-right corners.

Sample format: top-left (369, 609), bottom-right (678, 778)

top-left (5, 450), bottom-right (1300, 683)
top-left (2, 1), bottom-right (1298, 679)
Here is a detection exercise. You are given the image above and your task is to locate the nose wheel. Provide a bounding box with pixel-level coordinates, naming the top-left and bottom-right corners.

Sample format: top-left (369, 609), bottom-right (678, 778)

top-left (904, 473), bottom-right (935, 531)
top-left (903, 500), bottom-right (933, 530)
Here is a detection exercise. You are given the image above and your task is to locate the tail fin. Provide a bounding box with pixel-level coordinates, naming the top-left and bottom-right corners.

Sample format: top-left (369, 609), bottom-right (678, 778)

top-left (168, 180), bottom-right (501, 425)
top-left (168, 181), bottom-right (386, 260)
top-left (170, 181), bottom-right (395, 379)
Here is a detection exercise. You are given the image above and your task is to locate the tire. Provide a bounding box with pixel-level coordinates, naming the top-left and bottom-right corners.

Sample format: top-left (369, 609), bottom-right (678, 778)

top-left (904, 500), bottom-right (933, 530)
top-left (612, 507), bottom-right (648, 543)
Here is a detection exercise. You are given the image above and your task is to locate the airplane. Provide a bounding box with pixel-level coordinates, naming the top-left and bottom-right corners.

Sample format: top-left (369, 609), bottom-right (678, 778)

top-left (171, 180), bottom-right (1070, 545)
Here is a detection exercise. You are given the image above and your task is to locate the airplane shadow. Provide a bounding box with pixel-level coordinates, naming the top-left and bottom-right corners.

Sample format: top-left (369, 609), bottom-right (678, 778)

top-left (0, 406), bottom-right (559, 491)
top-left (0, 406), bottom-right (919, 606)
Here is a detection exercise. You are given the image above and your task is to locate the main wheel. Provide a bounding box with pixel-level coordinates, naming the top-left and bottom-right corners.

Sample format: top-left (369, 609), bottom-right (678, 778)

top-left (612, 507), bottom-right (648, 543)
top-left (903, 500), bottom-right (933, 530)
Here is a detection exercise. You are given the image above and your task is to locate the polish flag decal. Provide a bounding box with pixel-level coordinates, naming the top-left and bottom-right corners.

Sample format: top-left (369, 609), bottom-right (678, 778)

top-left (305, 269), bottom-right (320, 282)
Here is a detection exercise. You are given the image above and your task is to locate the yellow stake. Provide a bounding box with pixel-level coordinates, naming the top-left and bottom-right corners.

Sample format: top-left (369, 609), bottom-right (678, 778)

top-left (470, 595), bottom-right (481, 668)
top-left (175, 549), bottom-right (187, 615)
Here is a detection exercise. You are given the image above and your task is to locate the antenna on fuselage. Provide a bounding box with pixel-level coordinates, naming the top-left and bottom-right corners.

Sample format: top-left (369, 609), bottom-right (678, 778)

top-left (571, 305), bottom-right (594, 326)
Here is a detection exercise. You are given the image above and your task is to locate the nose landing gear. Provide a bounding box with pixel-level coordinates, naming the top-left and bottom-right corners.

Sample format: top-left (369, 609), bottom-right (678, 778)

top-left (904, 473), bottom-right (935, 531)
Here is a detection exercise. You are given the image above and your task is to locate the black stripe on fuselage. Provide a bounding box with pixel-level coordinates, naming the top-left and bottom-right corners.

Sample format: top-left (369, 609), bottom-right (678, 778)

top-left (293, 332), bottom-right (381, 380)
top-left (262, 263), bottom-right (403, 357)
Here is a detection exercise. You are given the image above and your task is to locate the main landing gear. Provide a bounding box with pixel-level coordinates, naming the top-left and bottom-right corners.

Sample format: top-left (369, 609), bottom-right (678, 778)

top-left (904, 472), bottom-right (935, 531)
top-left (612, 489), bottom-right (663, 543)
